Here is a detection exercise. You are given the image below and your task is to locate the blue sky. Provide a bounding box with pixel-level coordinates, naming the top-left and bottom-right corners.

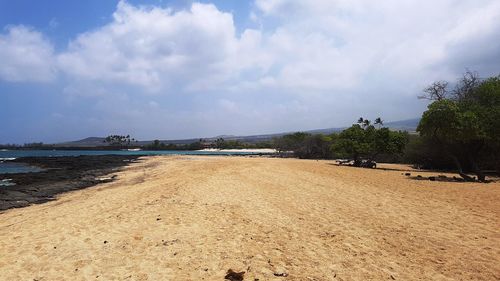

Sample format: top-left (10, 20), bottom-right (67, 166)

top-left (1, 0), bottom-right (499, 143)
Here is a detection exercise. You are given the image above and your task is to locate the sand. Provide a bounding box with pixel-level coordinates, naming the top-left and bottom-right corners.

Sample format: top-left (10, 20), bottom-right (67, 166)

top-left (197, 148), bottom-right (277, 153)
top-left (0, 156), bottom-right (499, 280)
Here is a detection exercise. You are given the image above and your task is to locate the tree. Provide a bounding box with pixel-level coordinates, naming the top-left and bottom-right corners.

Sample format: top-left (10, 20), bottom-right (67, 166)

top-left (215, 138), bottom-right (226, 149)
top-left (273, 132), bottom-right (311, 154)
top-left (474, 76), bottom-right (500, 175)
top-left (374, 117), bottom-right (383, 128)
top-left (418, 81), bottom-right (449, 101)
top-left (357, 117), bottom-right (371, 128)
top-left (187, 141), bottom-right (203, 150)
top-left (452, 70), bottom-right (481, 101)
top-left (332, 118), bottom-right (408, 165)
top-left (331, 124), bottom-right (370, 162)
top-left (296, 134), bottom-right (333, 159)
top-left (103, 135), bottom-right (133, 147)
top-left (418, 100), bottom-right (486, 181)
top-left (148, 139), bottom-right (163, 150)
top-left (417, 72), bottom-right (500, 181)
top-left (402, 134), bottom-right (452, 169)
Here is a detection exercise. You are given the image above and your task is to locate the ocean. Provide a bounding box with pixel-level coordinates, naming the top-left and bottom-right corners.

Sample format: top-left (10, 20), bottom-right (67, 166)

top-left (0, 149), bottom-right (264, 174)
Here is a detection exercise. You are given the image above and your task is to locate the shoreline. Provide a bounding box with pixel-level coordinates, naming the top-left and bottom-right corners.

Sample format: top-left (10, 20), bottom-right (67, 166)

top-left (0, 151), bottom-right (275, 211)
top-left (196, 148), bottom-right (277, 153)
top-left (0, 155), bottom-right (141, 211)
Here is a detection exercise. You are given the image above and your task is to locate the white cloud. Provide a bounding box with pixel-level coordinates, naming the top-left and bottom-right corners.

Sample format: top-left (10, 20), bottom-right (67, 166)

top-left (252, 0), bottom-right (500, 90)
top-left (0, 25), bottom-right (56, 82)
top-left (5, 0), bottom-right (498, 96)
top-left (57, 1), bottom-right (242, 92)
top-left (1, 0), bottom-right (500, 141)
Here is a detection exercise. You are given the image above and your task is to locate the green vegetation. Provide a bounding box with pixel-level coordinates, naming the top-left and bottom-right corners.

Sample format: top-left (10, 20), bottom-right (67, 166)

top-left (273, 132), bottom-right (337, 159)
top-left (332, 118), bottom-right (408, 164)
top-left (2, 72), bottom-right (497, 181)
top-left (273, 118), bottom-right (408, 164)
top-left (103, 135), bottom-right (137, 147)
top-left (272, 71), bottom-right (499, 181)
top-left (144, 139), bottom-right (204, 151)
top-left (416, 72), bottom-right (500, 181)
top-left (143, 138), bottom-right (272, 151)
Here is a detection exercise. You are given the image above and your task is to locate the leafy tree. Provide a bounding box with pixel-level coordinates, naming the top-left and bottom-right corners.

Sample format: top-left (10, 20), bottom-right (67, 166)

top-left (187, 141), bottom-right (203, 150)
top-left (475, 76), bottom-right (500, 175)
top-left (402, 134), bottom-right (453, 169)
top-left (152, 139), bottom-right (161, 147)
top-left (273, 132), bottom-right (311, 154)
top-left (295, 134), bottom-right (333, 159)
top-left (146, 139), bottom-right (165, 150)
top-left (215, 138), bottom-right (226, 149)
top-left (417, 72), bottom-right (500, 181)
top-left (332, 118), bottom-right (408, 165)
top-left (103, 135), bottom-right (136, 147)
top-left (331, 124), bottom-right (370, 161)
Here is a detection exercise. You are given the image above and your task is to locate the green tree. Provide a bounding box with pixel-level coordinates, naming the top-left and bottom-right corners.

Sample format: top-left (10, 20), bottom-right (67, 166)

top-left (332, 118), bottom-right (408, 165)
top-left (417, 73), bottom-right (500, 181)
top-left (472, 76), bottom-right (500, 175)
top-left (273, 132), bottom-right (311, 154)
top-left (215, 138), bottom-right (226, 149)
top-left (104, 135), bottom-right (133, 147)
top-left (146, 139), bottom-right (164, 150)
top-left (295, 134), bottom-right (333, 159)
top-left (331, 124), bottom-right (371, 161)
top-left (187, 141), bottom-right (203, 150)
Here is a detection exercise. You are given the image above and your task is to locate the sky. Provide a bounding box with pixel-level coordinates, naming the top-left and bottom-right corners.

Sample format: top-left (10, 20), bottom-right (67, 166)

top-left (1, 0), bottom-right (499, 144)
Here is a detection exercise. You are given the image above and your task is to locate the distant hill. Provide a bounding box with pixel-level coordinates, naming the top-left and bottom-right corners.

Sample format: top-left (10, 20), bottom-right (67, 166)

top-left (58, 137), bottom-right (108, 147)
top-left (382, 118), bottom-right (420, 132)
top-left (56, 118), bottom-right (420, 147)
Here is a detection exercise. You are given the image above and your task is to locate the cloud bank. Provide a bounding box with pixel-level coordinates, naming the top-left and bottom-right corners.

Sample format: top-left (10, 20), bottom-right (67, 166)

top-left (1, 0), bottom-right (499, 141)
top-left (0, 26), bottom-right (56, 82)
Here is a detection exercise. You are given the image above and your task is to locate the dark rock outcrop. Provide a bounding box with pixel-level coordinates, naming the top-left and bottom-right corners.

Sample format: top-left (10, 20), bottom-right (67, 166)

top-left (0, 155), bottom-right (141, 211)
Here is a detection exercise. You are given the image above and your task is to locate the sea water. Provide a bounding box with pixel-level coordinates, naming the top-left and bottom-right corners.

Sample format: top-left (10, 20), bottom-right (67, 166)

top-left (0, 161), bottom-right (44, 174)
top-left (0, 150), bottom-right (263, 174)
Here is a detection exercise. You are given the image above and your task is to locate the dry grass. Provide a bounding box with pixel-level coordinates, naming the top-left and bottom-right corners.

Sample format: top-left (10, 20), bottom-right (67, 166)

top-left (0, 156), bottom-right (499, 280)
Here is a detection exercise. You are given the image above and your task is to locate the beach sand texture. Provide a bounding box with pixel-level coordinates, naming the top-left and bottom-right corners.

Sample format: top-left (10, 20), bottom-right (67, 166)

top-left (0, 156), bottom-right (499, 280)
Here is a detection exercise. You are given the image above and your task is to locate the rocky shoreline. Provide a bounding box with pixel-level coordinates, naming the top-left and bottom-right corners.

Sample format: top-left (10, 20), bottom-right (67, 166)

top-left (0, 155), bottom-right (141, 211)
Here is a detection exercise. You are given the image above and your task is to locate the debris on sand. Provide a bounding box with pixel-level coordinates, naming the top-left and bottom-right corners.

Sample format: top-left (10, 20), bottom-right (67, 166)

top-left (225, 269), bottom-right (245, 281)
top-left (273, 267), bottom-right (289, 277)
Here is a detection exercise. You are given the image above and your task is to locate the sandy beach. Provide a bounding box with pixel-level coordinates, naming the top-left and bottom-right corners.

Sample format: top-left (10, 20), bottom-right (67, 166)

top-left (0, 156), bottom-right (499, 280)
top-left (197, 148), bottom-right (277, 153)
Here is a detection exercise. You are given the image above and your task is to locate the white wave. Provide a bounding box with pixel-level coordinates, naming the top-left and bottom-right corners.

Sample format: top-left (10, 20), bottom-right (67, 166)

top-left (0, 179), bottom-right (15, 186)
top-left (0, 158), bottom-right (16, 161)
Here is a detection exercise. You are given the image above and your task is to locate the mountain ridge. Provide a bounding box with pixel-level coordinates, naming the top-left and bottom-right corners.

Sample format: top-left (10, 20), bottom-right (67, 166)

top-left (57, 118), bottom-right (420, 147)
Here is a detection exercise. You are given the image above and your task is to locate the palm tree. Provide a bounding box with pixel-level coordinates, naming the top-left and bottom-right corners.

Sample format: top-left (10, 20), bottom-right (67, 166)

top-left (374, 117), bottom-right (383, 128)
top-left (362, 119), bottom-right (371, 128)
